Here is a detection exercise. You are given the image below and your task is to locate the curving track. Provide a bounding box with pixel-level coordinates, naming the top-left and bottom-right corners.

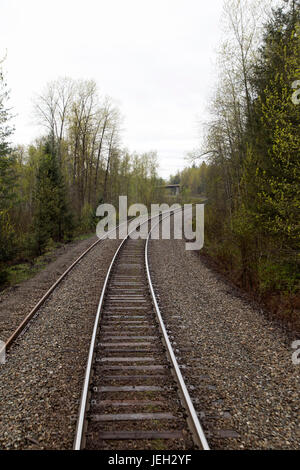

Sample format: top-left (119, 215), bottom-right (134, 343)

top-left (1, 209), bottom-right (209, 450)
top-left (74, 212), bottom-right (209, 450)
top-left (2, 221), bottom-right (130, 353)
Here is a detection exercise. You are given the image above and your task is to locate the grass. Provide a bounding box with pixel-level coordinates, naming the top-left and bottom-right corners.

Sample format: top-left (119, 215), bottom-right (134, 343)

top-left (6, 263), bottom-right (37, 285)
top-left (4, 232), bottom-right (95, 288)
top-left (6, 249), bottom-right (59, 286)
top-left (73, 231), bottom-right (95, 242)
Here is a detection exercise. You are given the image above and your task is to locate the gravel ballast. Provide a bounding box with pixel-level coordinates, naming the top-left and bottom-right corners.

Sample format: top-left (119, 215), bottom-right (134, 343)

top-left (0, 236), bottom-right (101, 342)
top-left (149, 238), bottom-right (299, 450)
top-left (0, 238), bottom-right (120, 450)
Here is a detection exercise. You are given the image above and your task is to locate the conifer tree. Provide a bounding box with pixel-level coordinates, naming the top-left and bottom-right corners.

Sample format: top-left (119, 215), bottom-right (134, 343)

top-left (0, 63), bottom-right (15, 282)
top-left (34, 137), bottom-right (73, 254)
top-left (242, 3), bottom-right (300, 271)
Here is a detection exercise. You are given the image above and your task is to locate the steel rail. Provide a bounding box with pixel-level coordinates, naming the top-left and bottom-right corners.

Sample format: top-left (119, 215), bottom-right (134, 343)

top-left (73, 227), bottom-right (129, 449)
top-left (4, 220), bottom-right (130, 352)
top-left (73, 209), bottom-right (182, 450)
top-left (145, 214), bottom-right (210, 450)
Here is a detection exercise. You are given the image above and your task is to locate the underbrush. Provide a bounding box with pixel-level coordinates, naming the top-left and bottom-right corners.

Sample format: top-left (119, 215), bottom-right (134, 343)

top-left (1, 232), bottom-right (94, 290)
top-left (203, 225), bottom-right (299, 330)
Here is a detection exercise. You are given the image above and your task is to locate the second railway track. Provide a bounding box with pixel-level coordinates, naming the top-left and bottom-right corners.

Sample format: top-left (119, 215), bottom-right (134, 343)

top-left (74, 212), bottom-right (209, 451)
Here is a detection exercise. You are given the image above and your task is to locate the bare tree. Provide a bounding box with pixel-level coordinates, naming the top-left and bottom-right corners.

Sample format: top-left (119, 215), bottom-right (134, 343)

top-left (103, 108), bottom-right (121, 202)
top-left (33, 77), bottom-right (74, 164)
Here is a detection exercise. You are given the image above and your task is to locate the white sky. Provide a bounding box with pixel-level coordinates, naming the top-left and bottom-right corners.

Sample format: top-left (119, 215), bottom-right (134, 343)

top-left (1, 0), bottom-right (224, 178)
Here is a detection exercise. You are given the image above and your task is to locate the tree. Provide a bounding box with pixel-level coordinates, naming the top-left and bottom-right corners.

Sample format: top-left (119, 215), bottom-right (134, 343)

top-left (239, 2), bottom-right (300, 293)
top-left (34, 77), bottom-right (75, 166)
top-left (0, 60), bottom-right (16, 282)
top-left (34, 138), bottom-right (73, 254)
top-left (180, 0), bottom-right (299, 314)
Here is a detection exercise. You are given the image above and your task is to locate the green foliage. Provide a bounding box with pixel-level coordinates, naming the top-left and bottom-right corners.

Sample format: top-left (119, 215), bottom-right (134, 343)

top-left (178, 2), bottom-right (300, 317)
top-left (0, 64), bottom-right (16, 282)
top-left (246, 22), bottom-right (300, 245)
top-left (0, 74), bottom-right (163, 287)
top-left (77, 203), bottom-right (97, 234)
top-left (33, 138), bottom-right (74, 254)
top-left (258, 257), bottom-right (299, 295)
top-left (6, 239), bottom-right (64, 286)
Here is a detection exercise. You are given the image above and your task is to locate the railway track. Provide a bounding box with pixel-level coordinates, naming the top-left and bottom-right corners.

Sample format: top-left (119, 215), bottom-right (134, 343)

top-left (2, 221), bottom-right (130, 353)
top-left (74, 212), bottom-right (209, 451)
top-left (1, 209), bottom-right (209, 450)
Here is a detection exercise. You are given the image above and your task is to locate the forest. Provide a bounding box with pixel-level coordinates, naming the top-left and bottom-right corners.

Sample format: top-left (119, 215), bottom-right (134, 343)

top-left (0, 75), bottom-right (164, 285)
top-left (0, 0), bottom-right (299, 324)
top-left (171, 0), bottom-right (300, 322)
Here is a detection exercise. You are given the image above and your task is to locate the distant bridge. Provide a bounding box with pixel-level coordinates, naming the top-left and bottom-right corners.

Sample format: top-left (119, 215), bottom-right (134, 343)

top-left (163, 184), bottom-right (180, 196)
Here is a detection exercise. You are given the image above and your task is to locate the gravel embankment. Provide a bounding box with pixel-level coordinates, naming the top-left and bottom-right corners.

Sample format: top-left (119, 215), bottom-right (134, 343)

top-left (0, 236), bottom-right (100, 342)
top-left (0, 238), bottom-right (120, 450)
top-left (149, 239), bottom-right (299, 450)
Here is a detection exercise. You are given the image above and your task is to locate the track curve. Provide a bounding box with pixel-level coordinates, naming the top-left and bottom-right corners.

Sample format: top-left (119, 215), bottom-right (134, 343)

top-left (74, 211), bottom-right (209, 450)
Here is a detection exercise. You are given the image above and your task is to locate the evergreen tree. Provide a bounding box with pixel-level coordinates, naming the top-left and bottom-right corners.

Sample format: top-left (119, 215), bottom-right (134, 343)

top-left (34, 137), bottom-right (73, 254)
top-left (0, 64), bottom-right (16, 282)
top-left (240, 2), bottom-right (300, 292)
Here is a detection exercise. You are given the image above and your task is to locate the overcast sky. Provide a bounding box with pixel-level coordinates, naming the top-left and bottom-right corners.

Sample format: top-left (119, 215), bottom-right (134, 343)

top-left (1, 0), bottom-right (224, 178)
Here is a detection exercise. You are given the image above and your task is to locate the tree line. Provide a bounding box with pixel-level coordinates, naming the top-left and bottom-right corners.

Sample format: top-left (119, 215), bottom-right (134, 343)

top-left (170, 0), bottom-right (300, 319)
top-left (1, 0), bottom-right (299, 322)
top-left (0, 75), bottom-right (163, 285)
